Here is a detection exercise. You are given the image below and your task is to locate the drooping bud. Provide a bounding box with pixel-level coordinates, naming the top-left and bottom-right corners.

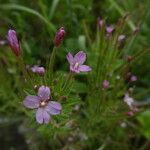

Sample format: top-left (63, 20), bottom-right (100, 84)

top-left (7, 29), bottom-right (21, 56)
top-left (102, 80), bottom-right (109, 90)
top-left (31, 66), bottom-right (45, 76)
top-left (53, 27), bottom-right (65, 47)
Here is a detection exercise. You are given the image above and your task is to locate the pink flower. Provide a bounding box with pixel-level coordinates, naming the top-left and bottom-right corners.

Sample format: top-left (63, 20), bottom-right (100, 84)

top-left (66, 51), bottom-right (92, 73)
top-left (7, 29), bottom-right (21, 56)
top-left (97, 17), bottom-right (104, 28)
top-left (130, 75), bottom-right (137, 82)
top-left (102, 80), bottom-right (109, 89)
top-left (31, 66), bottom-right (45, 76)
top-left (124, 93), bottom-right (134, 109)
top-left (23, 86), bottom-right (62, 124)
top-left (54, 27), bottom-right (65, 47)
top-left (106, 26), bottom-right (115, 34)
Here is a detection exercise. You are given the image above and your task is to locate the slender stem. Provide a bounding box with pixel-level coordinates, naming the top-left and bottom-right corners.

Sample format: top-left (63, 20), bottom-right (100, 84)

top-left (96, 26), bottom-right (105, 84)
top-left (17, 55), bottom-right (33, 86)
top-left (62, 72), bottom-right (74, 91)
top-left (48, 46), bottom-right (57, 81)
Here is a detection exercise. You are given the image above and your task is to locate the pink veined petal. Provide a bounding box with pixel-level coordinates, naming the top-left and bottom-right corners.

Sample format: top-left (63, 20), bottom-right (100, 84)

top-left (74, 51), bottom-right (86, 64)
top-left (23, 96), bottom-right (40, 109)
top-left (79, 65), bottom-right (92, 72)
top-left (70, 65), bottom-right (80, 73)
top-left (36, 108), bottom-right (50, 124)
top-left (38, 86), bottom-right (50, 100)
top-left (67, 52), bottom-right (74, 65)
top-left (45, 101), bottom-right (62, 115)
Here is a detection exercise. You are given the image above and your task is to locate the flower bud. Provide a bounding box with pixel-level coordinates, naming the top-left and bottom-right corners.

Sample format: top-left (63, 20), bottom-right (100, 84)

top-left (53, 27), bottom-right (65, 47)
top-left (106, 26), bottom-right (115, 35)
top-left (126, 55), bottom-right (134, 62)
top-left (124, 111), bottom-right (134, 117)
top-left (31, 66), bottom-right (45, 76)
top-left (97, 17), bottom-right (104, 28)
top-left (133, 27), bottom-right (140, 35)
top-left (102, 80), bottom-right (109, 90)
top-left (7, 29), bottom-right (21, 56)
top-left (130, 75), bottom-right (137, 82)
top-left (0, 40), bottom-right (7, 46)
top-left (118, 35), bottom-right (126, 42)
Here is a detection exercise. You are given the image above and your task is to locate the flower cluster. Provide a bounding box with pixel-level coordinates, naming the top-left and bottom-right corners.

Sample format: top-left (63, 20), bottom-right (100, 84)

top-left (6, 27), bottom-right (92, 124)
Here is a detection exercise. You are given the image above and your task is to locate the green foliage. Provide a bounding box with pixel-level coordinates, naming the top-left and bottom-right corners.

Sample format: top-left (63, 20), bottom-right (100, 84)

top-left (0, 0), bottom-right (150, 150)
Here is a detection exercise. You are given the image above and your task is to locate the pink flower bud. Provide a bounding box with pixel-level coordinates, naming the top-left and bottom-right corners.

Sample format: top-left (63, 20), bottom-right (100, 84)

top-left (130, 75), bottom-right (137, 82)
top-left (7, 29), bottom-right (21, 56)
top-left (31, 66), bottom-right (45, 76)
top-left (106, 26), bottom-right (115, 34)
top-left (53, 27), bottom-right (65, 47)
top-left (124, 111), bottom-right (134, 117)
top-left (102, 80), bottom-right (109, 89)
top-left (97, 17), bottom-right (104, 28)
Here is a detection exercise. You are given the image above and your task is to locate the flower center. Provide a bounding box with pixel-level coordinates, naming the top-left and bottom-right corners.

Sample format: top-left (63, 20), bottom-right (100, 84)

top-left (40, 101), bottom-right (47, 107)
top-left (74, 62), bottom-right (79, 69)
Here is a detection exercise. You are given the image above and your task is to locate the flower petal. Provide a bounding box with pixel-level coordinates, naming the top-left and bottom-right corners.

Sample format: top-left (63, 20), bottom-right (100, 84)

top-left (36, 108), bottom-right (50, 124)
top-left (38, 86), bottom-right (50, 100)
top-left (79, 65), bottom-right (91, 72)
top-left (74, 51), bottom-right (86, 64)
top-left (23, 96), bottom-right (40, 109)
top-left (70, 65), bottom-right (80, 73)
top-left (66, 52), bottom-right (74, 64)
top-left (31, 66), bottom-right (45, 75)
top-left (45, 101), bottom-right (62, 115)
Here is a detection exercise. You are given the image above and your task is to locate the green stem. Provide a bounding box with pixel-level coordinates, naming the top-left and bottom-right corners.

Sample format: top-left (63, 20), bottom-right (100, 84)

top-left (62, 72), bottom-right (74, 92)
top-left (96, 26), bottom-right (105, 84)
top-left (48, 46), bottom-right (57, 81)
top-left (17, 56), bottom-right (33, 86)
top-left (108, 0), bottom-right (136, 30)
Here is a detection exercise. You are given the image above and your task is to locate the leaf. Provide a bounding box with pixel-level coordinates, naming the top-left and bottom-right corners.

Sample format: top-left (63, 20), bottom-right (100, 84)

top-left (137, 110), bottom-right (150, 139)
top-left (0, 4), bottom-right (56, 33)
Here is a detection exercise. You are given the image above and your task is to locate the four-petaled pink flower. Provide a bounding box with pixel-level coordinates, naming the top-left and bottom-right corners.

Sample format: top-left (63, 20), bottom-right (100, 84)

top-left (67, 51), bottom-right (92, 73)
top-left (23, 86), bottom-right (62, 124)
top-left (31, 65), bottom-right (45, 76)
top-left (7, 29), bottom-right (21, 56)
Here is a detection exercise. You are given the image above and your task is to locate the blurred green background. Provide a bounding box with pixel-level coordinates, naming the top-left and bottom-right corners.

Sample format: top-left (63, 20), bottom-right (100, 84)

top-left (0, 0), bottom-right (150, 149)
